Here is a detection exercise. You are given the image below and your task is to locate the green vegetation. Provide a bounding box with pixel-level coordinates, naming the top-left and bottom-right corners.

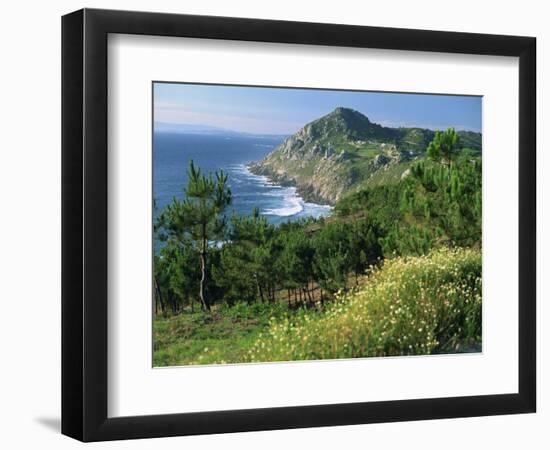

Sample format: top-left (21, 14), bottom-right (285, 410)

top-left (427, 127), bottom-right (460, 167)
top-left (154, 302), bottom-right (291, 366)
top-left (249, 107), bottom-right (481, 204)
top-left (154, 120), bottom-right (482, 366)
top-left (244, 247), bottom-right (481, 362)
top-left (156, 161), bottom-right (231, 311)
top-left (337, 156), bottom-right (482, 255)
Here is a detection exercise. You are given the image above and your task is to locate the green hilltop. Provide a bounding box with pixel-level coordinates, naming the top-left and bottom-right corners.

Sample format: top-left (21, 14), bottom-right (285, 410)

top-left (249, 107), bottom-right (481, 204)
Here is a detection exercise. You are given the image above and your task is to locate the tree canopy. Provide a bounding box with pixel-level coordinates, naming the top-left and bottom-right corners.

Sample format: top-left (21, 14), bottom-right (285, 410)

top-left (426, 127), bottom-right (460, 167)
top-left (156, 160), bottom-right (231, 311)
top-left (154, 150), bottom-right (481, 316)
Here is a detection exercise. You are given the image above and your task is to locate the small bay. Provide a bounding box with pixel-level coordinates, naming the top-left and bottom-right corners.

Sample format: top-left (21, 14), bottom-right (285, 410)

top-left (153, 132), bottom-right (332, 226)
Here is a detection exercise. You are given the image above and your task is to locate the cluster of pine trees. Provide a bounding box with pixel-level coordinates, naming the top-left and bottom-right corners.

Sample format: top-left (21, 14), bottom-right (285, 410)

top-left (155, 196), bottom-right (383, 314)
top-left (154, 128), bottom-right (482, 316)
top-left (337, 131), bottom-right (482, 256)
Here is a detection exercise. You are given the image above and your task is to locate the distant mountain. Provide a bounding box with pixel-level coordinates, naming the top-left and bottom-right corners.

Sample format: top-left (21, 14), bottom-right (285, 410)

top-left (249, 107), bottom-right (481, 205)
top-left (154, 122), bottom-right (289, 139)
top-left (154, 122), bottom-right (230, 134)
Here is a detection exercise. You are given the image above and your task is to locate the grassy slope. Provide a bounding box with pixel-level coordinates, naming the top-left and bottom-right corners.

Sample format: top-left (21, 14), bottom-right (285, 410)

top-left (245, 247), bottom-right (481, 363)
top-left (154, 247), bottom-right (481, 366)
top-left (154, 302), bottom-right (292, 366)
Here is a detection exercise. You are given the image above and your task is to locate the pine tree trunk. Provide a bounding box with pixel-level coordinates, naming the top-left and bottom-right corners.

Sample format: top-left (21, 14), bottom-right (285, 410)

top-left (154, 276), bottom-right (165, 316)
top-left (199, 231), bottom-right (210, 312)
top-left (258, 280), bottom-right (265, 303)
top-left (304, 286), bottom-right (313, 304)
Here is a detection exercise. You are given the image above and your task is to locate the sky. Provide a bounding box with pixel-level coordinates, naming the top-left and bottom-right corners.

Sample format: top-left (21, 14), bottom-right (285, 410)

top-left (154, 82), bottom-right (482, 135)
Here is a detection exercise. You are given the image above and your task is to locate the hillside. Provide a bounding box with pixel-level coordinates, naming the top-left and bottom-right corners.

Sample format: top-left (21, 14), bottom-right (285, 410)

top-left (154, 247), bottom-right (481, 365)
top-left (245, 247), bottom-right (482, 361)
top-left (249, 107), bottom-right (481, 204)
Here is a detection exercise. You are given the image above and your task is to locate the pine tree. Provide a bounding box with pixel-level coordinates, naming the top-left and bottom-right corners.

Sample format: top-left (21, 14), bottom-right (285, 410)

top-left (157, 160), bottom-right (231, 311)
top-left (427, 127), bottom-right (460, 168)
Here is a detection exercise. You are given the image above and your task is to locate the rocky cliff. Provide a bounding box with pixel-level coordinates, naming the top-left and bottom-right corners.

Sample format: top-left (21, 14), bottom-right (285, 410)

top-left (249, 107), bottom-right (481, 205)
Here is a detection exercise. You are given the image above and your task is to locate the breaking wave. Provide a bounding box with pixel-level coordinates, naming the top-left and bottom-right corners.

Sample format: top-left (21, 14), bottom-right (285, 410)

top-left (228, 164), bottom-right (332, 220)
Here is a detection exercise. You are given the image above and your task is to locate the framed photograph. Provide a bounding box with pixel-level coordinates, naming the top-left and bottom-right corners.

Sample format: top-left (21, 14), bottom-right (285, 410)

top-left (61, 8), bottom-right (536, 441)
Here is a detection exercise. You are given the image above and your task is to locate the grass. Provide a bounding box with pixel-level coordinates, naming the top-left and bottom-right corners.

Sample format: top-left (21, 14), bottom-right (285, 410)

top-left (153, 302), bottom-right (292, 366)
top-left (154, 247), bottom-right (481, 366)
top-left (244, 247), bottom-right (481, 362)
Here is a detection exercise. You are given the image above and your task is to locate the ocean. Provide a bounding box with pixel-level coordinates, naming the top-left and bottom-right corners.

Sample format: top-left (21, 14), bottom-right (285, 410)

top-left (153, 132), bottom-right (332, 228)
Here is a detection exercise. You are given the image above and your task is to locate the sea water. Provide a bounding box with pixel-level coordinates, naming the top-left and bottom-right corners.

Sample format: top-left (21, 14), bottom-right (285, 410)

top-left (153, 132), bottom-right (332, 228)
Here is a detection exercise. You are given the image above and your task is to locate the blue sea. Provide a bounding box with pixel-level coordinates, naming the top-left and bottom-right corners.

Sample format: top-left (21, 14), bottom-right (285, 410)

top-left (153, 132), bottom-right (332, 228)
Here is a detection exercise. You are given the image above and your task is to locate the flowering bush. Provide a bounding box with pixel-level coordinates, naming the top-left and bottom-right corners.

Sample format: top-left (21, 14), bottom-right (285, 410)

top-left (243, 247), bottom-right (481, 362)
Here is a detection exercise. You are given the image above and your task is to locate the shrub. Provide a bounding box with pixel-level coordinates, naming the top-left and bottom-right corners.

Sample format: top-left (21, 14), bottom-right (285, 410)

top-left (244, 247), bottom-right (481, 362)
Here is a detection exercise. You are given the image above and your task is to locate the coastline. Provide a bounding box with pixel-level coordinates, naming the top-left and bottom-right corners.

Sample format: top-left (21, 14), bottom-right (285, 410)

top-left (242, 163), bottom-right (333, 219)
top-left (247, 161), bottom-right (336, 207)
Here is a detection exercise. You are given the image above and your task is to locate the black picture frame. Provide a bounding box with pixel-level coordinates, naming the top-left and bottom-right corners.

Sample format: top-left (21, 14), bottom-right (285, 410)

top-left (62, 8), bottom-right (536, 442)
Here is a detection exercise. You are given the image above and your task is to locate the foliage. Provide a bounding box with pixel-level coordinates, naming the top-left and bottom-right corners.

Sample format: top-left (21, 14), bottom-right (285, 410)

top-left (426, 127), bottom-right (460, 167)
top-left (241, 247), bottom-right (481, 363)
top-left (335, 156), bottom-right (482, 256)
top-left (153, 149), bottom-right (482, 365)
top-left (156, 160), bottom-right (231, 311)
top-left (154, 152), bottom-right (481, 315)
top-left (213, 208), bottom-right (282, 305)
top-left (154, 240), bottom-right (200, 314)
top-left (251, 110), bottom-right (481, 205)
top-left (153, 301), bottom-right (292, 366)
top-left (155, 248), bottom-right (481, 365)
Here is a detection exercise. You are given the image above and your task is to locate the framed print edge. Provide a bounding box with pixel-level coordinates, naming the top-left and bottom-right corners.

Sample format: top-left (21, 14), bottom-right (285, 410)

top-left (61, 8), bottom-right (536, 442)
top-left (61, 9), bottom-right (84, 441)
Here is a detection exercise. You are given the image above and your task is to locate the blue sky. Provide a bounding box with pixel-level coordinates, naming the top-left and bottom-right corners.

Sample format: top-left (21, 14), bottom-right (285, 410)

top-left (154, 82), bottom-right (482, 135)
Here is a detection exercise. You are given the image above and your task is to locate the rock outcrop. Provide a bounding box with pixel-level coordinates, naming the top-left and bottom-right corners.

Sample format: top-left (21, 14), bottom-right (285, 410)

top-left (249, 107), bottom-right (481, 205)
